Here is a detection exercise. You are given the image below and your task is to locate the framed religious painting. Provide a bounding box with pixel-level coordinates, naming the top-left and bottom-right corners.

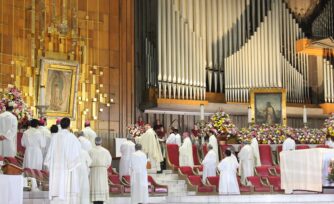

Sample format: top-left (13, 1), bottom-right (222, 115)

top-left (39, 58), bottom-right (80, 119)
top-left (250, 88), bottom-right (287, 126)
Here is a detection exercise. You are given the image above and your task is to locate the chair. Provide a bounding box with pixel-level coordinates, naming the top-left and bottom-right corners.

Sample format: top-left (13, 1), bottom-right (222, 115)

top-left (192, 144), bottom-right (202, 166)
top-left (266, 176), bottom-right (283, 192)
top-left (107, 166), bottom-right (119, 176)
top-left (255, 166), bottom-right (271, 178)
top-left (237, 176), bottom-right (254, 193)
top-left (178, 166), bottom-right (197, 179)
top-left (247, 176), bottom-right (272, 192)
top-left (202, 144), bottom-right (208, 158)
top-left (147, 175), bottom-right (168, 195)
top-left (259, 145), bottom-right (275, 166)
top-left (23, 168), bottom-right (34, 177)
top-left (219, 144), bottom-right (232, 160)
top-left (166, 144), bottom-right (180, 170)
top-left (206, 176), bottom-right (219, 192)
top-left (316, 144), bottom-right (329, 148)
top-left (3, 157), bottom-right (23, 175)
top-left (40, 170), bottom-right (49, 180)
top-left (108, 174), bottom-right (124, 194)
top-left (296, 145), bottom-right (310, 150)
top-left (187, 175), bottom-right (216, 194)
top-left (193, 165), bottom-right (203, 174)
top-left (120, 175), bottom-right (131, 193)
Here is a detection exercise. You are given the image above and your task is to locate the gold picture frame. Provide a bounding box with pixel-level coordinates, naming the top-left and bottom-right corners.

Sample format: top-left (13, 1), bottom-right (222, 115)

top-left (39, 58), bottom-right (79, 119)
top-left (250, 88), bottom-right (287, 126)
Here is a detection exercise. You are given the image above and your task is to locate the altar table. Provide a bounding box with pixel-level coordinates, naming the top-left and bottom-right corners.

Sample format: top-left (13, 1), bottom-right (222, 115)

top-left (280, 148), bottom-right (334, 193)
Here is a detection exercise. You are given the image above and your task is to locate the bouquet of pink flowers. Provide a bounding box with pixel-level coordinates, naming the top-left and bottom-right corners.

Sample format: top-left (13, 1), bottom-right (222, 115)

top-left (127, 124), bottom-right (145, 137)
top-left (0, 85), bottom-right (32, 128)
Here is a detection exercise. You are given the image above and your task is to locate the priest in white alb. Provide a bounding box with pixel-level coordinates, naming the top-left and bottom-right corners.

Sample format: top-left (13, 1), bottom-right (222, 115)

top-left (0, 102), bottom-right (18, 157)
top-left (250, 134), bottom-right (261, 166)
top-left (137, 124), bottom-right (163, 172)
top-left (89, 137), bottom-right (112, 204)
top-left (166, 128), bottom-right (181, 146)
top-left (218, 149), bottom-right (240, 194)
top-left (202, 144), bottom-right (217, 182)
top-left (82, 120), bottom-right (97, 147)
top-left (282, 134), bottom-right (296, 151)
top-left (22, 119), bottom-right (45, 170)
top-left (119, 135), bottom-right (135, 178)
top-left (38, 117), bottom-right (51, 160)
top-left (76, 131), bottom-right (92, 204)
top-left (44, 117), bottom-right (82, 204)
top-left (77, 131), bottom-right (92, 152)
top-left (179, 132), bottom-right (194, 167)
top-left (238, 141), bottom-right (254, 186)
top-left (208, 129), bottom-right (219, 163)
top-left (130, 143), bottom-right (149, 204)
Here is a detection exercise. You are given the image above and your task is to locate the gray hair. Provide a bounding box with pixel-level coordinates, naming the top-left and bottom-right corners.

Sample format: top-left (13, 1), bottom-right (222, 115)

top-left (208, 144), bottom-right (213, 150)
top-left (135, 143), bottom-right (142, 151)
top-left (77, 131), bottom-right (84, 137)
top-left (127, 135), bottom-right (133, 140)
top-left (95, 137), bottom-right (102, 145)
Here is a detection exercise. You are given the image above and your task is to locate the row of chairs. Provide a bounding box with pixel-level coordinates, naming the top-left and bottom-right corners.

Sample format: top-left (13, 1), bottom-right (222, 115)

top-left (107, 167), bottom-right (168, 195)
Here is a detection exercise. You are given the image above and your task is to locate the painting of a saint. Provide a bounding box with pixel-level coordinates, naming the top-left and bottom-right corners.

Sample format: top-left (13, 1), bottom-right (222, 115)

top-left (45, 69), bottom-right (73, 113)
top-left (254, 93), bottom-right (282, 125)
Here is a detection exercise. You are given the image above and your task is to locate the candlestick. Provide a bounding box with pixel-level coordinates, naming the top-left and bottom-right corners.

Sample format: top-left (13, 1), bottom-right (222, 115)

top-left (248, 106), bottom-right (252, 124)
top-left (200, 104), bottom-right (205, 120)
top-left (303, 105), bottom-right (307, 124)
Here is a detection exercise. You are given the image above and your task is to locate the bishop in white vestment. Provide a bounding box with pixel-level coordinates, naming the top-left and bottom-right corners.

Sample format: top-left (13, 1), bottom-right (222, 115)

top-left (250, 136), bottom-right (261, 167)
top-left (89, 137), bottom-right (112, 204)
top-left (130, 144), bottom-right (149, 204)
top-left (238, 143), bottom-right (254, 186)
top-left (76, 131), bottom-right (92, 152)
top-left (325, 135), bottom-right (334, 148)
top-left (137, 124), bottom-right (163, 171)
top-left (0, 104), bottom-right (18, 157)
top-left (282, 135), bottom-right (296, 151)
top-left (218, 149), bottom-right (240, 194)
top-left (119, 136), bottom-right (135, 178)
top-left (202, 144), bottom-right (217, 182)
top-left (208, 130), bottom-right (219, 163)
top-left (78, 144), bottom-right (92, 204)
top-left (82, 120), bottom-right (97, 147)
top-left (44, 118), bottom-right (82, 204)
top-left (179, 132), bottom-right (194, 167)
top-left (22, 119), bottom-right (45, 170)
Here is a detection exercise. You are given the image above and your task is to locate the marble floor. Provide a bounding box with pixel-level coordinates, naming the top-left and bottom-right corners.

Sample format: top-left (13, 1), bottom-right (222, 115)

top-left (24, 192), bottom-right (334, 204)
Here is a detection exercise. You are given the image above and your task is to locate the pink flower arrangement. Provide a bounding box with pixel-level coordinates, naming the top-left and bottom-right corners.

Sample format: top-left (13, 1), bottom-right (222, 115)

top-left (0, 86), bottom-right (32, 127)
top-left (127, 124), bottom-right (145, 137)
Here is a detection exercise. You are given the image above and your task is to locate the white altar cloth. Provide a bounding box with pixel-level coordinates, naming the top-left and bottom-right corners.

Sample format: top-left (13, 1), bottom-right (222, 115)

top-left (280, 148), bottom-right (334, 193)
top-left (0, 174), bottom-right (23, 204)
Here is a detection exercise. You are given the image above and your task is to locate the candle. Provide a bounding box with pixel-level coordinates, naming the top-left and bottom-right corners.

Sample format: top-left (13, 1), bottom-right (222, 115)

top-left (303, 105), bottom-right (307, 124)
top-left (248, 106), bottom-right (252, 123)
top-left (200, 104), bottom-right (205, 120)
top-left (40, 86), bottom-right (45, 105)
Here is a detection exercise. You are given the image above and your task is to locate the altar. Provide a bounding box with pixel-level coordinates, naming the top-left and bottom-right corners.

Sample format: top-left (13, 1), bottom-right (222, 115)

top-left (280, 148), bottom-right (334, 193)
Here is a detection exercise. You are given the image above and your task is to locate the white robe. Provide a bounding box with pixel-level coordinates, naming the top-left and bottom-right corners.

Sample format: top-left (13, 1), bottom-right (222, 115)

top-left (238, 144), bottom-right (254, 186)
top-left (78, 149), bottom-right (92, 204)
top-left (137, 128), bottom-right (163, 171)
top-left (44, 129), bottom-right (81, 203)
top-left (130, 150), bottom-right (148, 204)
top-left (89, 146), bottom-right (112, 202)
top-left (119, 140), bottom-right (135, 178)
top-left (179, 137), bottom-right (194, 167)
top-left (22, 127), bottom-right (45, 170)
top-left (218, 156), bottom-right (240, 194)
top-left (326, 139), bottom-right (334, 148)
top-left (78, 136), bottom-right (92, 152)
top-left (202, 149), bottom-right (217, 182)
top-left (250, 138), bottom-right (261, 167)
top-left (0, 111), bottom-right (18, 157)
top-left (166, 133), bottom-right (181, 146)
top-left (38, 126), bottom-right (51, 160)
top-left (82, 127), bottom-right (97, 147)
top-left (282, 137), bottom-right (296, 151)
top-left (209, 134), bottom-right (219, 163)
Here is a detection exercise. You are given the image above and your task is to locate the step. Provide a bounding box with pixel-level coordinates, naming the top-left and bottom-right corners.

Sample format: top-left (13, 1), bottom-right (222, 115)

top-left (150, 173), bottom-right (179, 181)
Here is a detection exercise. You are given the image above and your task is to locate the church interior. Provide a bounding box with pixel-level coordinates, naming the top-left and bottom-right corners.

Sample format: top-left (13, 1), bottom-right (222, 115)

top-left (1, 0), bottom-right (334, 203)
